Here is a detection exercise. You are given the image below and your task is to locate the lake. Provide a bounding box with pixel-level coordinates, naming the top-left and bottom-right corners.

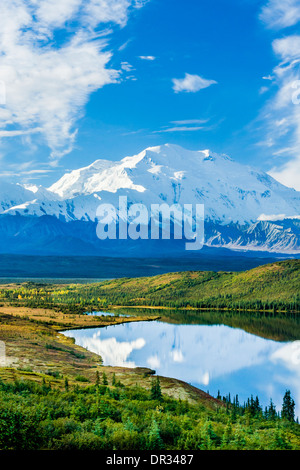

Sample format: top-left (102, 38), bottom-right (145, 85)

top-left (63, 318), bottom-right (300, 418)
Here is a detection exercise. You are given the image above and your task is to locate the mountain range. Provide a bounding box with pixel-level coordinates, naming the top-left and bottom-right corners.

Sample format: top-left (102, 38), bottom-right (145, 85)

top-left (0, 144), bottom-right (299, 256)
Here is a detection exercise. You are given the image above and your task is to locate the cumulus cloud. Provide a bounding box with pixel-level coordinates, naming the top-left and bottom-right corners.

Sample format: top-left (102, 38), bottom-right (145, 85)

top-left (272, 35), bottom-right (300, 62)
top-left (260, 0), bottom-right (300, 29)
top-left (258, 2), bottom-right (300, 190)
top-left (0, 0), bottom-right (147, 163)
top-left (172, 73), bottom-right (217, 93)
top-left (260, 36), bottom-right (300, 189)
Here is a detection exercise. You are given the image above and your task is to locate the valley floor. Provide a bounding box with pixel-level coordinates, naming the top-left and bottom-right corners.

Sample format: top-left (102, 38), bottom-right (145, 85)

top-left (0, 306), bottom-right (300, 451)
top-left (0, 265), bottom-right (300, 450)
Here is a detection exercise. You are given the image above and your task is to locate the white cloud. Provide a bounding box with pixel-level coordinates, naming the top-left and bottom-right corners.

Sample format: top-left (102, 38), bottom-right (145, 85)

top-left (259, 86), bottom-right (269, 95)
top-left (82, 0), bottom-right (137, 28)
top-left (262, 35), bottom-right (300, 189)
top-left (172, 73), bottom-right (217, 93)
top-left (171, 119), bottom-right (209, 125)
top-left (263, 75), bottom-right (275, 81)
top-left (31, 0), bottom-right (82, 31)
top-left (154, 126), bottom-right (206, 133)
top-left (272, 35), bottom-right (300, 62)
top-left (269, 157), bottom-right (300, 190)
top-left (257, 2), bottom-right (300, 191)
top-left (118, 39), bottom-right (132, 51)
top-left (120, 61), bottom-right (133, 71)
top-left (153, 118), bottom-right (213, 134)
top-left (147, 355), bottom-right (161, 369)
top-left (260, 0), bottom-right (300, 29)
top-left (0, 128), bottom-right (43, 138)
top-left (139, 55), bottom-right (156, 61)
top-left (0, 0), bottom-right (148, 163)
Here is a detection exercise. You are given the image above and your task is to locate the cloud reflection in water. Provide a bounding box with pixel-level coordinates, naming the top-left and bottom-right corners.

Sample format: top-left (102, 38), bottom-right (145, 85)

top-left (63, 321), bottom-right (300, 417)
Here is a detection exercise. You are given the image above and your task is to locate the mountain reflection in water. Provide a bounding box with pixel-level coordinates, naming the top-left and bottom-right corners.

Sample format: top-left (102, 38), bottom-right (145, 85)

top-left (63, 320), bottom-right (300, 418)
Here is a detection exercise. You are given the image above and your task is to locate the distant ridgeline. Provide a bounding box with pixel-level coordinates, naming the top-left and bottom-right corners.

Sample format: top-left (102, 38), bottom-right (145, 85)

top-left (2, 259), bottom-right (299, 313)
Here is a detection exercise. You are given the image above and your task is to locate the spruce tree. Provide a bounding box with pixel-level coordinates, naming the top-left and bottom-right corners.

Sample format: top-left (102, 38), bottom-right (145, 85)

top-left (95, 370), bottom-right (100, 386)
top-left (151, 376), bottom-right (162, 401)
top-left (102, 372), bottom-right (108, 385)
top-left (148, 418), bottom-right (163, 450)
top-left (64, 377), bottom-right (69, 392)
top-left (267, 399), bottom-right (277, 421)
top-left (281, 390), bottom-right (295, 422)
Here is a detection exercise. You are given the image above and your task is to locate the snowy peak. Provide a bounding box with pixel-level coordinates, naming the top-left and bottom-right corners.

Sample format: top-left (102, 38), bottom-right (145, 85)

top-left (1, 143), bottom-right (300, 228)
top-left (42, 144), bottom-right (300, 225)
top-left (0, 182), bottom-right (37, 214)
top-left (48, 144), bottom-right (227, 199)
top-left (48, 159), bottom-right (116, 198)
top-left (0, 144), bottom-right (299, 254)
top-left (128, 144), bottom-right (224, 167)
top-left (48, 154), bottom-right (148, 199)
top-left (23, 184), bottom-right (61, 201)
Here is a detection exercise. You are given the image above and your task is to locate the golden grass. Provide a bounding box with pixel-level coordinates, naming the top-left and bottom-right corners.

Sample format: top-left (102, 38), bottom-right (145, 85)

top-left (0, 308), bottom-right (220, 407)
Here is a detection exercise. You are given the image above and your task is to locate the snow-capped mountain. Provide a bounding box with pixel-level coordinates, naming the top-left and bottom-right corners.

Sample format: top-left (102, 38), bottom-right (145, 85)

top-left (0, 182), bottom-right (37, 213)
top-left (0, 182), bottom-right (61, 213)
top-left (1, 144), bottom-right (300, 255)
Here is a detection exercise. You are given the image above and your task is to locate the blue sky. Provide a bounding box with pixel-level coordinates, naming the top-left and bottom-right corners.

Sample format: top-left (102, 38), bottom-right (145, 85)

top-left (0, 0), bottom-right (300, 190)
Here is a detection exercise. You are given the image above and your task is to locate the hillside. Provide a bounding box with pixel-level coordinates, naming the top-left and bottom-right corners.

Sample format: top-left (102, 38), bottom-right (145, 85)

top-left (85, 259), bottom-right (300, 312)
top-left (3, 259), bottom-right (299, 313)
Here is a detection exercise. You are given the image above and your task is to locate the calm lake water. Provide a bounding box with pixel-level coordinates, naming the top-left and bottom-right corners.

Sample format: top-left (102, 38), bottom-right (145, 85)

top-left (63, 319), bottom-right (300, 418)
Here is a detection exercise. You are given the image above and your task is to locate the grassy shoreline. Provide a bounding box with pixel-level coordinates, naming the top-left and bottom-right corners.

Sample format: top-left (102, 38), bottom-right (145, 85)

top-left (0, 293), bottom-right (300, 449)
top-left (0, 306), bottom-right (218, 406)
top-left (0, 306), bottom-right (300, 450)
